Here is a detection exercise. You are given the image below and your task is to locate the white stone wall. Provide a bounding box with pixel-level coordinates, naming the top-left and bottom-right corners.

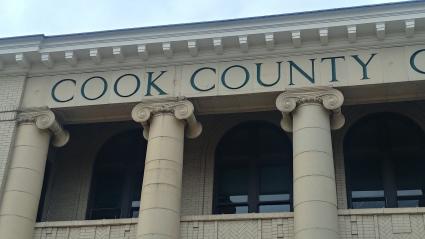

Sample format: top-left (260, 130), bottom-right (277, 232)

top-left (33, 219), bottom-right (138, 239)
top-left (0, 76), bottom-right (26, 200)
top-left (33, 210), bottom-right (425, 239)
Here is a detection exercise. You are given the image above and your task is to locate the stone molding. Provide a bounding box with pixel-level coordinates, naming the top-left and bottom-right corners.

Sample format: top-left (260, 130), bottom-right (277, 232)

top-left (17, 109), bottom-right (70, 147)
top-left (0, 2), bottom-right (423, 76)
top-left (276, 86), bottom-right (345, 132)
top-left (131, 100), bottom-right (202, 139)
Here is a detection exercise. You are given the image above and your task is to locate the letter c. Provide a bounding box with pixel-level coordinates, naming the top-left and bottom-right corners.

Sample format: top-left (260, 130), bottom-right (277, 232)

top-left (410, 49), bottom-right (425, 74)
top-left (51, 79), bottom-right (76, 103)
top-left (190, 67), bottom-right (216, 92)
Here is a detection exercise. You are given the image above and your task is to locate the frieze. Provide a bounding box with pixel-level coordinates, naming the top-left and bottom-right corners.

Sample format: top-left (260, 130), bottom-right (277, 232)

top-left (39, 45), bottom-right (425, 108)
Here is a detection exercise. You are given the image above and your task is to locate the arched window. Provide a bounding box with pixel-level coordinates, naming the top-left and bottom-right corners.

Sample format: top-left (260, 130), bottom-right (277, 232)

top-left (344, 113), bottom-right (425, 209)
top-left (213, 121), bottom-right (292, 214)
top-left (87, 129), bottom-right (147, 219)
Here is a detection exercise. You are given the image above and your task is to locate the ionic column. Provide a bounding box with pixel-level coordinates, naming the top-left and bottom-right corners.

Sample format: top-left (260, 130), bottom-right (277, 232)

top-left (132, 100), bottom-right (202, 239)
top-left (276, 87), bottom-right (345, 239)
top-left (0, 110), bottom-right (69, 239)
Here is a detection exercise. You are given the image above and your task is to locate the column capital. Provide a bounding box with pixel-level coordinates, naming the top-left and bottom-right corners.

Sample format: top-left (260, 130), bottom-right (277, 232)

top-left (275, 86), bottom-right (345, 132)
top-left (17, 109), bottom-right (70, 147)
top-left (131, 100), bottom-right (202, 139)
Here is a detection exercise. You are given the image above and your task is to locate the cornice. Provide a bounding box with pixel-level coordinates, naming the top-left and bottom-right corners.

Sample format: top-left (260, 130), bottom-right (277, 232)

top-left (0, 32), bottom-right (423, 78)
top-left (0, 1), bottom-right (424, 74)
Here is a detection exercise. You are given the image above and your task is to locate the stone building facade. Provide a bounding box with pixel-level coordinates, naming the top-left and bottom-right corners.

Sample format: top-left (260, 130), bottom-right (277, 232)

top-left (1, 1), bottom-right (425, 239)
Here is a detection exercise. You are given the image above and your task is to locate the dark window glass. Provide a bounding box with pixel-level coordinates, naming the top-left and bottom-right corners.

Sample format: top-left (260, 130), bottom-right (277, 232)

top-left (259, 204), bottom-right (290, 213)
top-left (214, 121), bottom-right (292, 214)
top-left (344, 113), bottom-right (425, 209)
top-left (130, 172), bottom-right (143, 218)
top-left (36, 159), bottom-right (53, 222)
top-left (90, 172), bottom-right (125, 219)
top-left (349, 159), bottom-right (385, 208)
top-left (87, 129), bottom-right (147, 219)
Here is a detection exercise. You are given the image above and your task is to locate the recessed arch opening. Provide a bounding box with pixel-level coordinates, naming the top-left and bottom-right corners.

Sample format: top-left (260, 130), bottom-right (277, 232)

top-left (344, 112), bottom-right (425, 209)
top-left (213, 121), bottom-right (293, 214)
top-left (87, 129), bottom-right (147, 219)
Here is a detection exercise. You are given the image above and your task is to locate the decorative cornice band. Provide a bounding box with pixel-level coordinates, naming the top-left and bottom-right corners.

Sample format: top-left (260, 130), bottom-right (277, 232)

top-left (275, 86), bottom-right (345, 132)
top-left (17, 110), bottom-right (70, 147)
top-left (131, 100), bottom-right (202, 139)
top-left (1, 2), bottom-right (423, 74)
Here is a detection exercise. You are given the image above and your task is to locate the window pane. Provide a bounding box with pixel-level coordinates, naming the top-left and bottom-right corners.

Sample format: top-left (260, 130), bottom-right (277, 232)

top-left (259, 194), bottom-right (290, 202)
top-left (93, 172), bottom-right (125, 209)
top-left (214, 121), bottom-right (293, 214)
top-left (131, 200), bottom-right (140, 218)
top-left (395, 160), bottom-right (423, 190)
top-left (88, 129), bottom-right (147, 220)
top-left (130, 173), bottom-right (143, 218)
top-left (258, 125), bottom-right (291, 156)
top-left (350, 160), bottom-right (383, 192)
top-left (345, 113), bottom-right (425, 210)
top-left (397, 189), bottom-right (423, 208)
top-left (349, 159), bottom-right (385, 208)
top-left (395, 159), bottom-right (425, 207)
top-left (216, 127), bottom-right (254, 158)
top-left (260, 165), bottom-right (290, 196)
top-left (345, 118), bottom-right (380, 151)
top-left (131, 210), bottom-right (139, 218)
top-left (217, 205), bottom-right (249, 214)
top-left (258, 165), bottom-right (291, 213)
top-left (352, 190), bottom-right (384, 199)
top-left (90, 208), bottom-right (122, 219)
top-left (386, 117), bottom-right (425, 150)
top-left (218, 167), bottom-right (249, 204)
top-left (229, 195), bottom-right (248, 203)
top-left (352, 201), bottom-right (385, 209)
top-left (90, 171), bottom-right (124, 219)
top-left (259, 204), bottom-right (290, 213)
top-left (398, 200), bottom-right (420, 208)
top-left (216, 167), bottom-right (249, 214)
top-left (397, 189), bottom-right (423, 197)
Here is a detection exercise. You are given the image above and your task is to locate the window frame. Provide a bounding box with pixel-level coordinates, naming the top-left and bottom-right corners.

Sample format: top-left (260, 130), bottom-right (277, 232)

top-left (213, 121), bottom-right (293, 214)
top-left (344, 113), bottom-right (425, 209)
top-left (86, 129), bottom-right (146, 220)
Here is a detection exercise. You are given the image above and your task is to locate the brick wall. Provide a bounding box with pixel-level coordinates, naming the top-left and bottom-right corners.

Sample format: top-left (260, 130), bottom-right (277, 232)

top-left (0, 75), bottom-right (26, 200)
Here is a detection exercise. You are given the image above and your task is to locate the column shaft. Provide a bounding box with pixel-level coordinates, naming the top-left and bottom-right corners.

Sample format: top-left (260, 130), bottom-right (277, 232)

top-left (0, 123), bottom-right (50, 239)
top-left (137, 113), bottom-right (185, 239)
top-left (292, 103), bottom-right (338, 239)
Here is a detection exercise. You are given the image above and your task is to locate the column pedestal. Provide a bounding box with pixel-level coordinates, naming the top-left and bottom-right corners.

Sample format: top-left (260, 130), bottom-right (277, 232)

top-left (276, 87), bottom-right (345, 239)
top-left (0, 110), bottom-right (69, 239)
top-left (132, 100), bottom-right (202, 239)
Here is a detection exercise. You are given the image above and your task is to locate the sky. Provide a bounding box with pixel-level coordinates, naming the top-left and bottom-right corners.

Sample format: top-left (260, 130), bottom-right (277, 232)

top-left (0, 0), bottom-right (412, 38)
